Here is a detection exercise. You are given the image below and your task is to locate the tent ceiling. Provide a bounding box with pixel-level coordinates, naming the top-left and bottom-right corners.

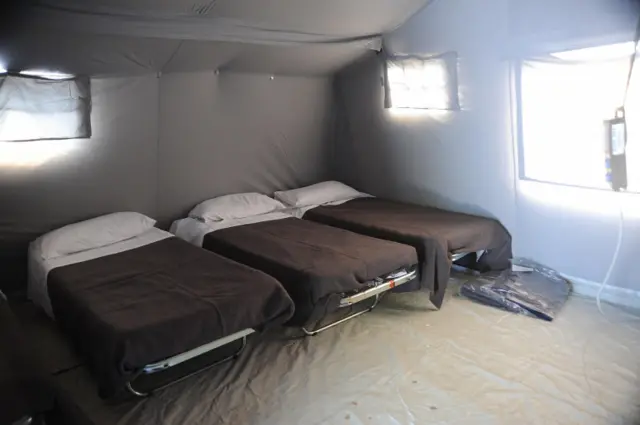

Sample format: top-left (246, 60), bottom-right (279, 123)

top-left (1, 31), bottom-right (373, 76)
top-left (1, 0), bottom-right (430, 76)
top-left (37, 0), bottom-right (428, 36)
top-left (2, 31), bottom-right (181, 76)
top-left (164, 41), bottom-right (371, 76)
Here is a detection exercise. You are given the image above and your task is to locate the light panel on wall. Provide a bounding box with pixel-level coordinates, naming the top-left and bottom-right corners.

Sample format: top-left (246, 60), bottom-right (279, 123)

top-left (385, 52), bottom-right (460, 111)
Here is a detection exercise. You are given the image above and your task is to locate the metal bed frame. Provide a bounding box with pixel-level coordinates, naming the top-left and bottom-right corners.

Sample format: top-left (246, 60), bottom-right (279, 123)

top-left (126, 328), bottom-right (254, 397)
top-left (451, 250), bottom-right (486, 266)
top-left (301, 268), bottom-right (418, 336)
top-left (451, 252), bottom-right (468, 262)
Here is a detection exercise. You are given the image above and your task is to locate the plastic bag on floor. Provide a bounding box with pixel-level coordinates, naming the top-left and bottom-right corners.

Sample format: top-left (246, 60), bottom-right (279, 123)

top-left (458, 258), bottom-right (572, 321)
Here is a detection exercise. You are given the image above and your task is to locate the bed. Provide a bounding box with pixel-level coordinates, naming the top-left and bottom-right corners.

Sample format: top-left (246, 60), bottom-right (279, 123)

top-left (275, 182), bottom-right (513, 309)
top-left (171, 193), bottom-right (419, 335)
top-left (28, 213), bottom-right (294, 398)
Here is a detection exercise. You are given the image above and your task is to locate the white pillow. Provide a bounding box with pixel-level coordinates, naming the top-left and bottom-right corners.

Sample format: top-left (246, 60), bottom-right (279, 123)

top-left (189, 192), bottom-right (285, 222)
top-left (34, 212), bottom-right (157, 260)
top-left (274, 181), bottom-right (366, 207)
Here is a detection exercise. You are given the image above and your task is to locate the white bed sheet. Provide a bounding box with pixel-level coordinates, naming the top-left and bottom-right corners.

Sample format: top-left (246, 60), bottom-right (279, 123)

top-left (287, 197), bottom-right (366, 218)
top-left (28, 227), bottom-right (173, 318)
top-left (171, 211), bottom-right (293, 247)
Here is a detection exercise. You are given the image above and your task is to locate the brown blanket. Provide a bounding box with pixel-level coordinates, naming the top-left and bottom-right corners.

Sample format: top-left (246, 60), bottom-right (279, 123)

top-left (0, 299), bottom-right (55, 424)
top-left (305, 198), bottom-right (512, 308)
top-left (202, 218), bottom-right (418, 326)
top-left (48, 237), bottom-right (294, 398)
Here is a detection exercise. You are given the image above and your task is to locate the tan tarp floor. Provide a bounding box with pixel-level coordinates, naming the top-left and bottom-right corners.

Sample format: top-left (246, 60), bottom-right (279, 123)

top-left (48, 277), bottom-right (640, 425)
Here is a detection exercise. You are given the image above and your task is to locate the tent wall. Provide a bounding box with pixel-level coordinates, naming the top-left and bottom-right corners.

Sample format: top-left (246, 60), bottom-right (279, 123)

top-left (0, 72), bottom-right (333, 293)
top-left (333, 0), bottom-right (640, 292)
top-left (157, 71), bottom-right (332, 224)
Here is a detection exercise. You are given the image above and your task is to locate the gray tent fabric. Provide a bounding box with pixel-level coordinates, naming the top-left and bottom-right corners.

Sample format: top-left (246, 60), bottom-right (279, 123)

top-left (1, 30), bottom-right (182, 76)
top-left (507, 0), bottom-right (639, 55)
top-left (0, 0), bottom-right (431, 76)
top-left (157, 72), bottom-right (333, 223)
top-left (0, 75), bottom-right (91, 141)
top-left (163, 41), bottom-right (374, 76)
top-left (31, 6), bottom-right (382, 48)
top-left (1, 30), bottom-right (374, 77)
top-left (33, 0), bottom-right (427, 43)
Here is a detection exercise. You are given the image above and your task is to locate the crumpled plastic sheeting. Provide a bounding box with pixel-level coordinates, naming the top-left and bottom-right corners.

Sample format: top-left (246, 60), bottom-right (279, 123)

top-left (55, 278), bottom-right (640, 425)
top-left (459, 258), bottom-right (572, 321)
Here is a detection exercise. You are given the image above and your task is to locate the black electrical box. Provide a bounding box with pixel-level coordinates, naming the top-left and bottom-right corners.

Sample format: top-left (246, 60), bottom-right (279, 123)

top-left (605, 113), bottom-right (628, 192)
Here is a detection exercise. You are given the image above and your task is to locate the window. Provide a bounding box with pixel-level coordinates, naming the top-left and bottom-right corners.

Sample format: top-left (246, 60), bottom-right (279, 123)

top-left (518, 42), bottom-right (639, 192)
top-left (385, 52), bottom-right (460, 110)
top-left (0, 73), bottom-right (91, 142)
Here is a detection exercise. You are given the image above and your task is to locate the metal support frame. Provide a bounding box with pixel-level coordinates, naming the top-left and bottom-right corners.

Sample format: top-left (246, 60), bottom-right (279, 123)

top-left (125, 329), bottom-right (253, 397)
top-left (451, 252), bottom-right (468, 262)
top-left (451, 250), bottom-right (486, 263)
top-left (301, 268), bottom-right (418, 336)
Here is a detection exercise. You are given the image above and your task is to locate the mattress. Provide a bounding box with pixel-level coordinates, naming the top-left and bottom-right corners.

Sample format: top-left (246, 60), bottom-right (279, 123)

top-left (43, 236), bottom-right (294, 397)
top-left (28, 228), bottom-right (172, 317)
top-left (174, 215), bottom-right (418, 326)
top-left (303, 197), bottom-right (513, 308)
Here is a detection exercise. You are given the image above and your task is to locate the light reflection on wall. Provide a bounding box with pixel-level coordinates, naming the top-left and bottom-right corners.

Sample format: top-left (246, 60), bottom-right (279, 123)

top-left (0, 139), bottom-right (78, 168)
top-left (387, 108), bottom-right (454, 124)
top-left (518, 179), bottom-right (640, 219)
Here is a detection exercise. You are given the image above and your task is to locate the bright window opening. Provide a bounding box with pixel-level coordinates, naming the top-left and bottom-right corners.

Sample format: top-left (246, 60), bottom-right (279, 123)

top-left (0, 74), bottom-right (91, 142)
top-left (386, 53), bottom-right (459, 110)
top-left (519, 43), bottom-right (639, 192)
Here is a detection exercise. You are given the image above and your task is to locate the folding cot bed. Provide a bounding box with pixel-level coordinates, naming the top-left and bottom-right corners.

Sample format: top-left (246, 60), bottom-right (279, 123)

top-left (171, 193), bottom-right (419, 335)
top-left (276, 181), bottom-right (513, 309)
top-left (28, 212), bottom-right (294, 398)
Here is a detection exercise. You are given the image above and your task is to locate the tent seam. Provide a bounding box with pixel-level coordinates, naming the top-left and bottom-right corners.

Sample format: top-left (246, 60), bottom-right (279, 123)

top-left (161, 41), bottom-right (185, 74)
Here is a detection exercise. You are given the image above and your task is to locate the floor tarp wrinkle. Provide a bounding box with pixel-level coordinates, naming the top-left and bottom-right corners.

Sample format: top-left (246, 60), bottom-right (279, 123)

top-left (43, 274), bottom-right (640, 425)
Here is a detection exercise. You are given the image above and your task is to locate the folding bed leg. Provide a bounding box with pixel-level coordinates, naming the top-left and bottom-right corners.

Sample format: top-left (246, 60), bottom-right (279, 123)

top-left (301, 294), bottom-right (381, 337)
top-left (125, 381), bottom-right (149, 398)
top-left (125, 335), bottom-right (249, 398)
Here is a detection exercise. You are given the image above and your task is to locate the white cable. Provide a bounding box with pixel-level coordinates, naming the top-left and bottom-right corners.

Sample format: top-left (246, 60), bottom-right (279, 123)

top-left (596, 196), bottom-right (624, 315)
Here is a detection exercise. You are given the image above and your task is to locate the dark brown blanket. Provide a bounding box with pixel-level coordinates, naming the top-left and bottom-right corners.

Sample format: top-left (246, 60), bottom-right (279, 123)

top-left (305, 198), bottom-right (512, 308)
top-left (47, 237), bottom-right (294, 398)
top-left (202, 218), bottom-right (418, 326)
top-left (0, 299), bottom-right (55, 424)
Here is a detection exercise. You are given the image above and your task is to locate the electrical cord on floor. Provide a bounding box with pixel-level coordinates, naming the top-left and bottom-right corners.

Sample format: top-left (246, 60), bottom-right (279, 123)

top-left (596, 199), bottom-right (624, 316)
